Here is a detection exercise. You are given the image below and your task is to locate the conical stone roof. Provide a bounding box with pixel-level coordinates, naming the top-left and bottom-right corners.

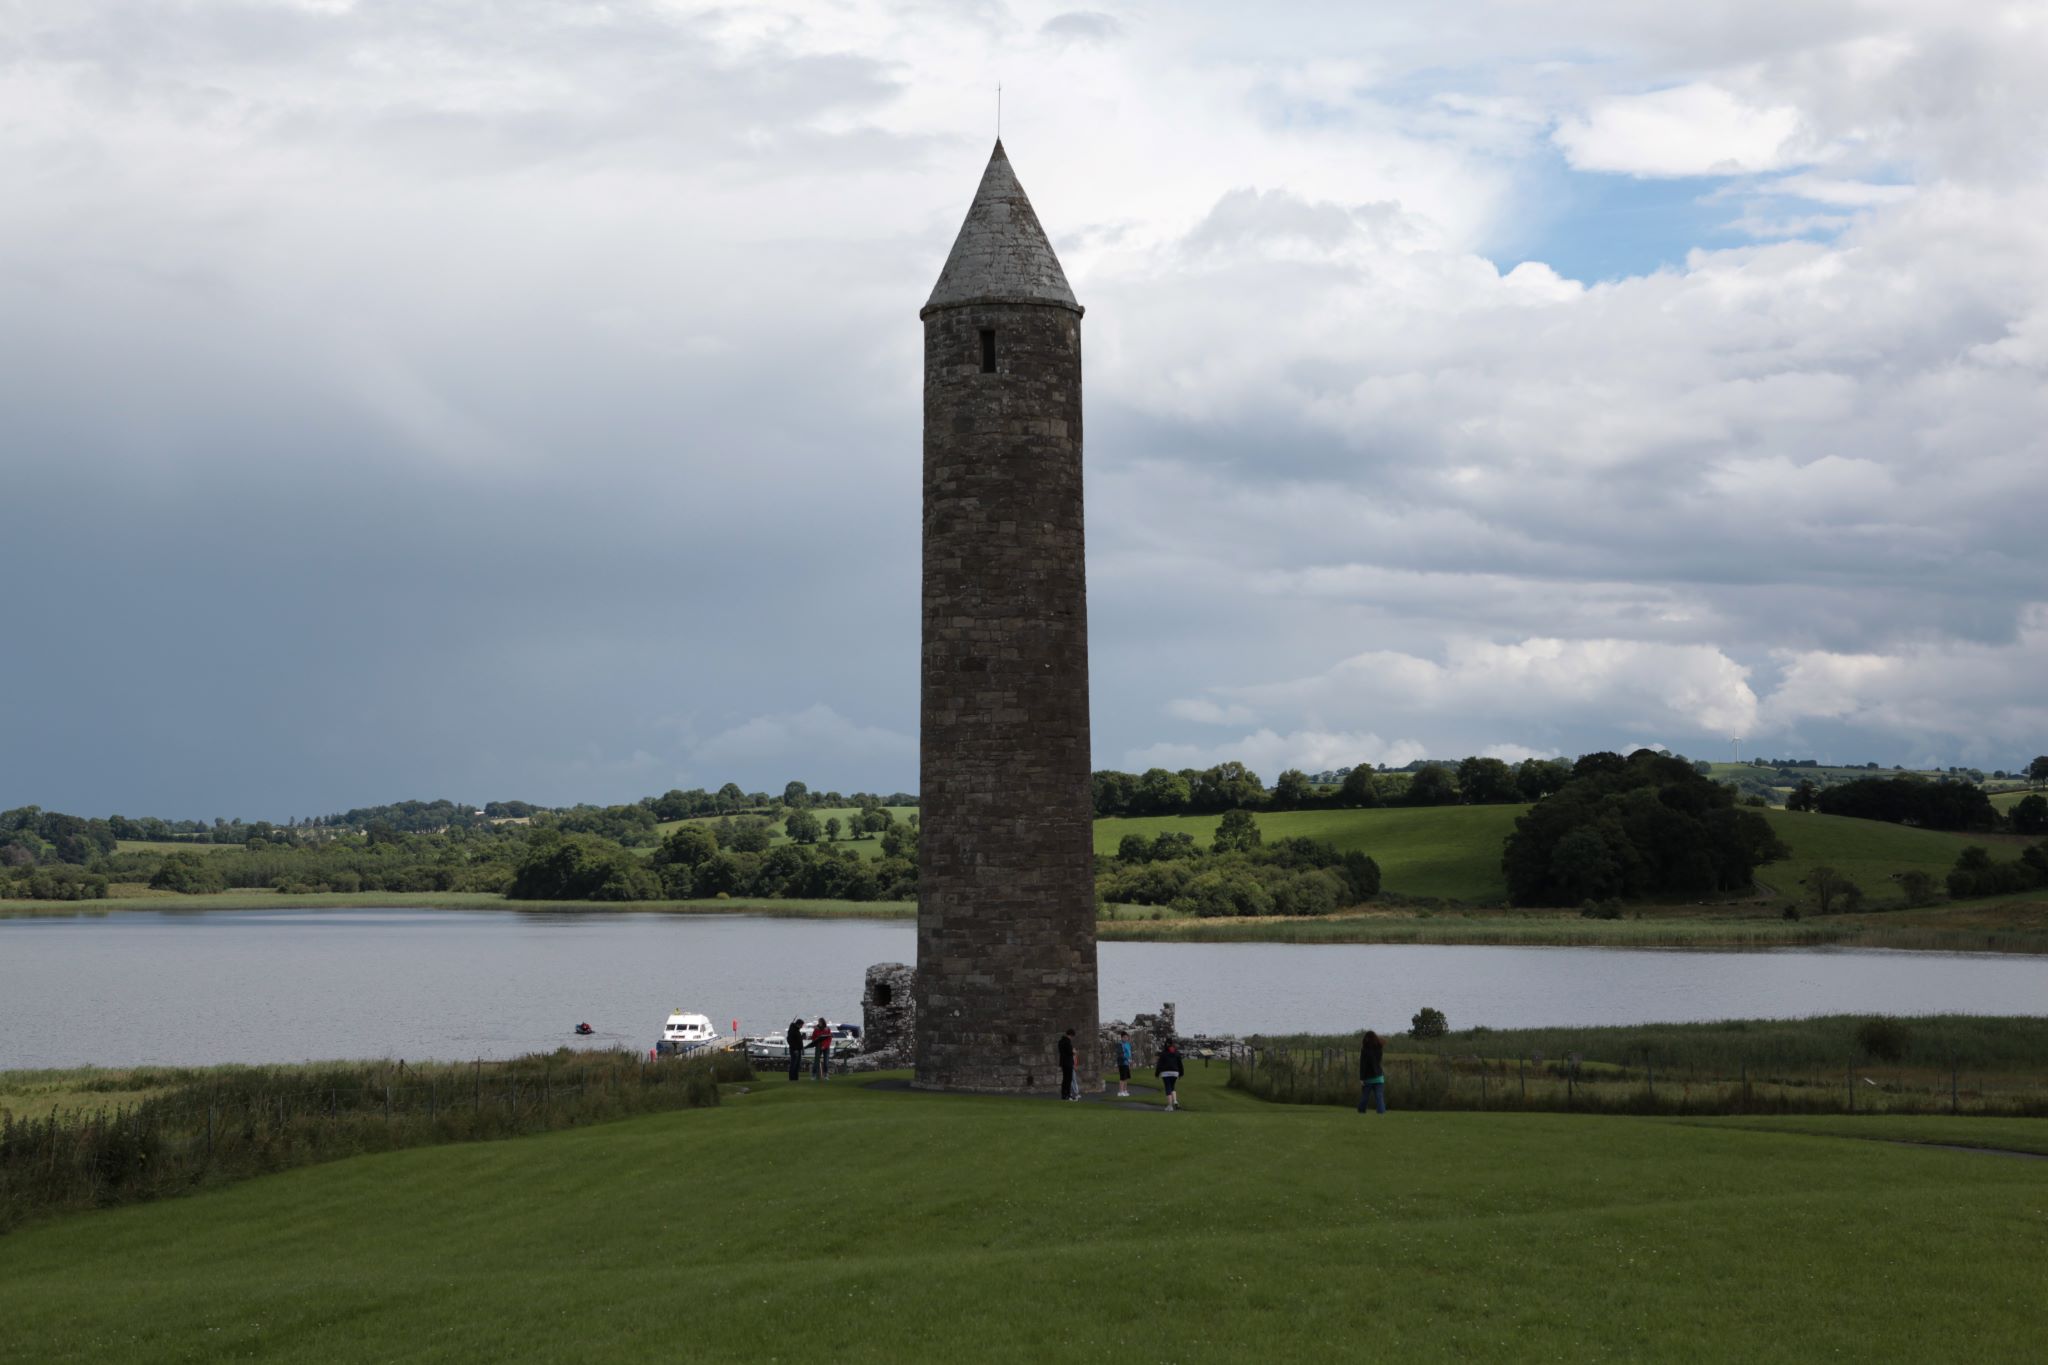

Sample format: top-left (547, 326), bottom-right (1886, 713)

top-left (922, 140), bottom-right (1082, 317)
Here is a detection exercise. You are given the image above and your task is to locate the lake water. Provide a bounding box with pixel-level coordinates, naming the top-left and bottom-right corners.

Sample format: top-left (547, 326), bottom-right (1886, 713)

top-left (4, 909), bottom-right (2047, 1069)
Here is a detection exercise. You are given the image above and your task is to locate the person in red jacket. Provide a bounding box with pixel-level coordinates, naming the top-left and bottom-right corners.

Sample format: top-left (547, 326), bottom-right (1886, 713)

top-left (810, 1017), bottom-right (833, 1081)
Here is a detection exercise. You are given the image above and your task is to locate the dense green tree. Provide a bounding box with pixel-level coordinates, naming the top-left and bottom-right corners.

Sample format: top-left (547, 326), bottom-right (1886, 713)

top-left (1134, 768), bottom-right (1192, 816)
top-left (725, 819), bottom-right (775, 854)
top-left (824, 817), bottom-right (841, 842)
top-left (784, 809), bottom-right (821, 844)
top-left (1514, 758), bottom-right (1573, 802)
top-left (652, 824), bottom-right (719, 869)
top-left (1271, 769), bottom-right (1314, 810)
top-left (2010, 794), bottom-right (2048, 837)
top-left (1455, 756), bottom-right (1518, 804)
top-left (1404, 765), bottom-right (1458, 806)
top-left (1192, 762), bottom-right (1265, 813)
top-left (150, 852), bottom-right (225, 895)
top-left (1212, 808), bottom-right (1263, 854)
top-left (1502, 749), bottom-right (1787, 906)
top-left (782, 781), bottom-right (809, 808)
top-left (1091, 770), bottom-right (1138, 817)
top-left (1814, 777), bottom-right (1995, 831)
top-left (2030, 756), bottom-right (2048, 788)
top-left (1787, 779), bottom-right (1819, 812)
top-left (1338, 766), bottom-right (1381, 808)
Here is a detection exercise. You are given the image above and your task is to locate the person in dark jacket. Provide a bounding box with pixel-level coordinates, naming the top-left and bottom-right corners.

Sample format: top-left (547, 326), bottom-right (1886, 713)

top-left (1358, 1029), bottom-right (1386, 1115)
top-left (1057, 1029), bottom-right (1079, 1101)
top-left (785, 1018), bottom-right (805, 1083)
top-left (1156, 1039), bottom-right (1184, 1111)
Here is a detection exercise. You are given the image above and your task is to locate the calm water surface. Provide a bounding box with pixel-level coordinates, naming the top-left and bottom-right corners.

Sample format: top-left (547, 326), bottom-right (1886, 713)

top-left (4, 909), bottom-right (2046, 1068)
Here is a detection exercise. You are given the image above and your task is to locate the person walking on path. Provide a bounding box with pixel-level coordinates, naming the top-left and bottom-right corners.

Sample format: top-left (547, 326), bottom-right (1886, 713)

top-left (811, 1017), bottom-right (834, 1081)
top-left (1057, 1029), bottom-right (1079, 1101)
top-left (785, 1018), bottom-right (805, 1083)
top-left (1115, 1031), bottom-right (1134, 1097)
top-left (1157, 1039), bottom-right (1184, 1111)
top-left (1358, 1029), bottom-right (1386, 1115)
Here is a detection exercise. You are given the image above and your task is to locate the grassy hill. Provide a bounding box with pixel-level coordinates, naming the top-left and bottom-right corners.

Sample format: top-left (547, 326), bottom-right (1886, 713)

top-left (1, 1067), bottom-right (2041, 1362)
top-left (1094, 804), bottom-right (2015, 908)
top-left (1096, 806), bottom-right (1525, 902)
top-left (1757, 808), bottom-right (2026, 900)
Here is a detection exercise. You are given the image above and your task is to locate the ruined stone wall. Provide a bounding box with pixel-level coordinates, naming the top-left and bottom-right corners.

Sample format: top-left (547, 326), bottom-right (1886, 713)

top-left (915, 299), bottom-right (1098, 1093)
top-left (861, 962), bottom-right (917, 1063)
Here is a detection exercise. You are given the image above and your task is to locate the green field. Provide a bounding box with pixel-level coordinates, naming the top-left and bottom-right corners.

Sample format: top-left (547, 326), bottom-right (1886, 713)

top-left (2, 1065), bottom-right (2042, 1362)
top-left (1096, 805), bottom-right (1526, 901)
top-left (1991, 788), bottom-right (2043, 812)
top-left (1757, 808), bottom-right (2030, 900)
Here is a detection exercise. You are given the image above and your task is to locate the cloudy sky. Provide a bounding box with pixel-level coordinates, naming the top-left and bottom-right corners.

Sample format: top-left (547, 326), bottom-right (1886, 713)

top-left (4, 1), bottom-right (2045, 818)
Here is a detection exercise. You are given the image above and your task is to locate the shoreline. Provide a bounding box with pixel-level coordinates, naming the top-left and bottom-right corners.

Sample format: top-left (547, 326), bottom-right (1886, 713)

top-left (4, 890), bottom-right (2046, 953)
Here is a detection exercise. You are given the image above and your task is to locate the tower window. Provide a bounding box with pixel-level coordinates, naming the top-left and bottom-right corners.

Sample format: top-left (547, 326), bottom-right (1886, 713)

top-left (979, 329), bottom-right (997, 373)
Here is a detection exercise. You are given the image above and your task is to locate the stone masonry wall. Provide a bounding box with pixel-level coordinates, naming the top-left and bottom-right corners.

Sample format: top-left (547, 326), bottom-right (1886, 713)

top-left (915, 299), bottom-right (1098, 1093)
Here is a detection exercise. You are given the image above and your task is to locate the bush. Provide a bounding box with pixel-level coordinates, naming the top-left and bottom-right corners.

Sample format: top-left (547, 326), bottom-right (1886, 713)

top-left (1410, 1006), bottom-right (1448, 1039)
top-left (150, 851), bottom-right (225, 895)
top-left (1579, 898), bottom-right (1622, 920)
top-left (1894, 870), bottom-right (1939, 908)
top-left (1854, 1017), bottom-right (1911, 1063)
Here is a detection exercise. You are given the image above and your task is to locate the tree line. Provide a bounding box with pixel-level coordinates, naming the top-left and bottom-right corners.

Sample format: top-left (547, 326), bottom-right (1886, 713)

top-left (1089, 756), bottom-right (1575, 818)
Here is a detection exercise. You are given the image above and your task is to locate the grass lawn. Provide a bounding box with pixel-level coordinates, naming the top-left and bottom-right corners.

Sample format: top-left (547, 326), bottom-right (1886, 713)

top-left (1, 1065), bottom-right (2042, 1362)
top-left (1990, 788), bottom-right (2043, 813)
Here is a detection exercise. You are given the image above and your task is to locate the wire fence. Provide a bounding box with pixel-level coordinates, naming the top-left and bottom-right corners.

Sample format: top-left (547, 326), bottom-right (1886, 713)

top-left (1228, 1045), bottom-right (2048, 1117)
top-left (0, 1049), bottom-right (750, 1230)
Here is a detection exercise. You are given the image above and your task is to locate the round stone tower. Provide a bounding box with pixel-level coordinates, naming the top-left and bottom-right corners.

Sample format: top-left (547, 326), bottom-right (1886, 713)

top-left (914, 141), bottom-right (1098, 1093)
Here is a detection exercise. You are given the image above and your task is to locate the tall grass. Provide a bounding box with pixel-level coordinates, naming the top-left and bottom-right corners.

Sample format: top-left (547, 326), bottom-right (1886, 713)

top-left (0, 1048), bottom-right (750, 1231)
top-left (1229, 1015), bottom-right (2048, 1118)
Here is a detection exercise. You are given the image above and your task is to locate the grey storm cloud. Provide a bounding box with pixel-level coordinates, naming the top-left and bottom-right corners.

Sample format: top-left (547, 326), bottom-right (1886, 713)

top-left (3, 0), bottom-right (2046, 818)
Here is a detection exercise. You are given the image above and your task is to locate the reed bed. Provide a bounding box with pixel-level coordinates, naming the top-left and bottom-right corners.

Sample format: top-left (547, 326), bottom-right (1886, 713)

top-left (0, 1048), bottom-right (751, 1231)
top-left (1230, 1015), bottom-right (2048, 1118)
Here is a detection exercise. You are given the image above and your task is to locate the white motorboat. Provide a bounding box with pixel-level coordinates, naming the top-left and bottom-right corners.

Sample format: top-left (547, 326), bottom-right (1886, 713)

top-left (656, 1010), bottom-right (728, 1056)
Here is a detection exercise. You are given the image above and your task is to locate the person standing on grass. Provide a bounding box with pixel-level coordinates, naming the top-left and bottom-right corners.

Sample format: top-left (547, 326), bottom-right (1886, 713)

top-left (1358, 1029), bottom-right (1386, 1115)
top-left (811, 1016), bottom-right (833, 1081)
top-left (785, 1017), bottom-right (805, 1083)
top-left (1115, 1031), bottom-right (1134, 1098)
top-left (1057, 1028), bottom-right (1079, 1101)
top-left (1157, 1038), bottom-right (1184, 1111)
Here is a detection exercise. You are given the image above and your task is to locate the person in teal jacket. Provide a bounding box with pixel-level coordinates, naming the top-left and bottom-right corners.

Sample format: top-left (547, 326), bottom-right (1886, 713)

top-left (1115, 1031), bottom-right (1133, 1097)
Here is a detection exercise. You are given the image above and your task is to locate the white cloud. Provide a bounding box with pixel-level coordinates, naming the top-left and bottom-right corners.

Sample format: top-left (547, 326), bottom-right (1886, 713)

top-left (1760, 604), bottom-right (2048, 750)
top-left (688, 706), bottom-right (915, 777)
top-left (1555, 83), bottom-right (1807, 177)
top-left (1164, 698), bottom-right (1261, 726)
top-left (1225, 637), bottom-right (1761, 740)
